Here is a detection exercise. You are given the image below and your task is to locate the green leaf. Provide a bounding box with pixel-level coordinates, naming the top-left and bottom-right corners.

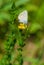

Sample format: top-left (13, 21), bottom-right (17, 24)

top-left (0, 12), bottom-right (11, 21)
top-left (36, 4), bottom-right (44, 27)
top-left (0, 0), bottom-right (3, 7)
top-left (24, 57), bottom-right (39, 65)
top-left (15, 0), bottom-right (29, 7)
top-left (29, 23), bottom-right (42, 33)
top-left (2, 2), bottom-right (13, 11)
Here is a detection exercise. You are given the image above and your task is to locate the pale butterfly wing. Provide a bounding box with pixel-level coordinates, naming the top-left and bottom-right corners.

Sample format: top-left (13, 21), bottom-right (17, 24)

top-left (18, 10), bottom-right (28, 24)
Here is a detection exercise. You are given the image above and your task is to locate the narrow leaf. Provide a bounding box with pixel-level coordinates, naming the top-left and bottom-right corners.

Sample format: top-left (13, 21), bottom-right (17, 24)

top-left (15, 0), bottom-right (29, 7)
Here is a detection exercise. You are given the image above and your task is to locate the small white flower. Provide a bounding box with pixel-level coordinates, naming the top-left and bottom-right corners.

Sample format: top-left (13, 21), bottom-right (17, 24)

top-left (18, 10), bottom-right (28, 24)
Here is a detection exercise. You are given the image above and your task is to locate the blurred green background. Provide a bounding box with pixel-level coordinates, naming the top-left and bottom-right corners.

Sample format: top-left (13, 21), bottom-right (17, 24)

top-left (0, 0), bottom-right (44, 65)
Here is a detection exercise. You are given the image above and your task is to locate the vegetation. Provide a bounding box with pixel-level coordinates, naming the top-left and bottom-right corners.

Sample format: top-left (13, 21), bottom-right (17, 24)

top-left (0, 0), bottom-right (44, 65)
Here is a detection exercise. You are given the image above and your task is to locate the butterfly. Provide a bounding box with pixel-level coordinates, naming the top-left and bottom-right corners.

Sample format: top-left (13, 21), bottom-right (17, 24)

top-left (18, 10), bottom-right (28, 29)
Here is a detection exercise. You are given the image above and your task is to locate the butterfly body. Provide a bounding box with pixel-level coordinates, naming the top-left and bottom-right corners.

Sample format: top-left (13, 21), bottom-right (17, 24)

top-left (18, 23), bottom-right (27, 29)
top-left (18, 10), bottom-right (28, 29)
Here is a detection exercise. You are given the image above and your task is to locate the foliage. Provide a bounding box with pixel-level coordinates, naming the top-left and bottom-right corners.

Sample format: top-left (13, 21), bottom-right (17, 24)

top-left (0, 0), bottom-right (44, 65)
